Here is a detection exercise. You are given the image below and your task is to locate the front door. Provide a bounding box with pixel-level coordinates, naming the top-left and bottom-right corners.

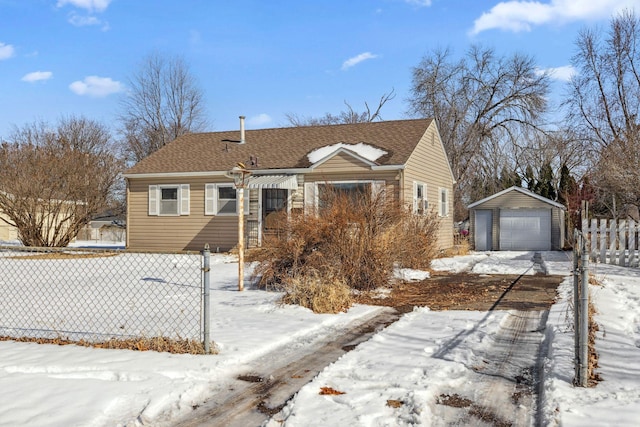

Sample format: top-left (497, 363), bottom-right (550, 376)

top-left (262, 189), bottom-right (288, 238)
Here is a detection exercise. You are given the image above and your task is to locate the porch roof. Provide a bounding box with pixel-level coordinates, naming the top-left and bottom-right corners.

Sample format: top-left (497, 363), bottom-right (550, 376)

top-left (246, 174), bottom-right (298, 190)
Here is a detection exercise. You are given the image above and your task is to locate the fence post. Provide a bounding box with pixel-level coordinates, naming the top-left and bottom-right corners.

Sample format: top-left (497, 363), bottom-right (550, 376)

top-left (579, 237), bottom-right (590, 386)
top-left (203, 244), bottom-right (211, 354)
top-left (573, 230), bottom-right (581, 383)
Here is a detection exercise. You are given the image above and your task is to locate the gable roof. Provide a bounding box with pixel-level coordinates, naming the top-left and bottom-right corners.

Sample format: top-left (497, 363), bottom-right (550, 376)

top-left (468, 186), bottom-right (566, 210)
top-left (124, 119), bottom-right (434, 176)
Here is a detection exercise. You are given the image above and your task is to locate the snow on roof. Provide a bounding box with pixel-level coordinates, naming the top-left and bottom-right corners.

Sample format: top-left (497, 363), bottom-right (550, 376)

top-left (307, 142), bottom-right (387, 164)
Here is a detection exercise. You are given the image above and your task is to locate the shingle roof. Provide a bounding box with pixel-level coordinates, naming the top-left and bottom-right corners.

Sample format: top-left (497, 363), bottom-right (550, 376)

top-left (124, 118), bottom-right (433, 175)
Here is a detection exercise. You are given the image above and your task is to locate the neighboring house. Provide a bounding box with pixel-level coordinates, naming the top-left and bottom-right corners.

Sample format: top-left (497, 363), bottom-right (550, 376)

top-left (124, 118), bottom-right (455, 252)
top-left (77, 212), bottom-right (126, 243)
top-left (0, 211), bottom-right (19, 242)
top-left (468, 186), bottom-right (565, 251)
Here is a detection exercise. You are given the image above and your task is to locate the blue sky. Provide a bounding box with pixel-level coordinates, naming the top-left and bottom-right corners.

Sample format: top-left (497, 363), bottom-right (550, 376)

top-left (1, 0), bottom-right (638, 140)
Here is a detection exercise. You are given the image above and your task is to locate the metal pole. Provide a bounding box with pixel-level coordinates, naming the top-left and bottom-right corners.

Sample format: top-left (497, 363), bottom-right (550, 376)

top-left (580, 237), bottom-right (590, 386)
top-left (203, 244), bottom-right (211, 354)
top-left (238, 187), bottom-right (245, 292)
top-left (573, 230), bottom-right (580, 383)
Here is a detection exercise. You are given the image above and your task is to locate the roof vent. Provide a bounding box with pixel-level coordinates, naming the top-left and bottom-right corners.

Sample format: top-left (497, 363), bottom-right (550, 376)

top-left (239, 115), bottom-right (246, 144)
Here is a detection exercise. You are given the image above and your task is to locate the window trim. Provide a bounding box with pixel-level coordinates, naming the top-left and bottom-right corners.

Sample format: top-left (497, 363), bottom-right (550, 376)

top-left (413, 181), bottom-right (428, 215)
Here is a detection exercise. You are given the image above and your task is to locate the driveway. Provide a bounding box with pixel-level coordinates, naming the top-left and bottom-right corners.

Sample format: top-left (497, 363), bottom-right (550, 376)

top-left (174, 252), bottom-right (565, 426)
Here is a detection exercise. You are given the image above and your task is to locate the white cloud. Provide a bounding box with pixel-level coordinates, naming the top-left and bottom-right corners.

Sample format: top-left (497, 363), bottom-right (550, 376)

top-left (404, 0), bottom-right (432, 6)
top-left (57, 0), bottom-right (111, 13)
top-left (69, 76), bottom-right (123, 97)
top-left (248, 113), bottom-right (272, 126)
top-left (538, 65), bottom-right (577, 82)
top-left (470, 0), bottom-right (639, 35)
top-left (341, 52), bottom-right (379, 70)
top-left (0, 42), bottom-right (15, 60)
top-left (21, 71), bottom-right (53, 83)
top-left (68, 13), bottom-right (100, 26)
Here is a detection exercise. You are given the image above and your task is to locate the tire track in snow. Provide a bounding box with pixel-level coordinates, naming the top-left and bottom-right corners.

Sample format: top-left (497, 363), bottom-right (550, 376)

top-left (433, 309), bottom-right (548, 427)
top-left (169, 308), bottom-right (401, 427)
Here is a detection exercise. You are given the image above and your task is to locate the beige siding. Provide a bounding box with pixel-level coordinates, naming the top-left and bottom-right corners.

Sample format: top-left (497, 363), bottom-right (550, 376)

top-left (469, 191), bottom-right (565, 250)
top-left (313, 151), bottom-right (374, 173)
top-left (127, 176), bottom-right (248, 252)
top-left (403, 122), bottom-right (455, 249)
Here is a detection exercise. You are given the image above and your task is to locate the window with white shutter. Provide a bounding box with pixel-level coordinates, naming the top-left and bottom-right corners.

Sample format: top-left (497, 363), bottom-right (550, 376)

top-left (148, 184), bottom-right (189, 216)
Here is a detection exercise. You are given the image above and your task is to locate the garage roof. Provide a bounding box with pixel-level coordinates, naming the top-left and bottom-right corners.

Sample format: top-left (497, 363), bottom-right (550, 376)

top-left (467, 186), bottom-right (566, 209)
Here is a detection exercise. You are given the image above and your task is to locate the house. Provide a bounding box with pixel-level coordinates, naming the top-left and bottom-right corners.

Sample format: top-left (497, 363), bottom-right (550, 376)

top-left (123, 118), bottom-right (455, 252)
top-left (77, 211), bottom-right (126, 243)
top-left (468, 186), bottom-right (565, 251)
top-left (0, 211), bottom-right (19, 242)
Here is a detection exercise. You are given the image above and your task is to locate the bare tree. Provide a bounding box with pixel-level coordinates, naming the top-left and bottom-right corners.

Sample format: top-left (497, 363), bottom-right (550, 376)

top-left (119, 53), bottom-right (208, 162)
top-left (0, 117), bottom-right (122, 246)
top-left (566, 10), bottom-right (640, 214)
top-left (408, 46), bottom-right (550, 219)
top-left (285, 89), bottom-right (395, 126)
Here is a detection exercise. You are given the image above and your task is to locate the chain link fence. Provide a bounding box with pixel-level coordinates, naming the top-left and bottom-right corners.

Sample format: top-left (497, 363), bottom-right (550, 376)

top-left (0, 245), bottom-right (205, 344)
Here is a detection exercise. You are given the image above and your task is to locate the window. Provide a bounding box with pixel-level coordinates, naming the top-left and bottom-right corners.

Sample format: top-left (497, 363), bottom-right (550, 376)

top-left (205, 183), bottom-right (249, 216)
top-left (305, 180), bottom-right (385, 212)
top-left (413, 182), bottom-right (428, 215)
top-left (317, 182), bottom-right (371, 207)
top-left (439, 188), bottom-right (449, 217)
top-left (148, 184), bottom-right (189, 216)
top-left (218, 185), bottom-right (237, 215)
top-left (160, 187), bottom-right (178, 215)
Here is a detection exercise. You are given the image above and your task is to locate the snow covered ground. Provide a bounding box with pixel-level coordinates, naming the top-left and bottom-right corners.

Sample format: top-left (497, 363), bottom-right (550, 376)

top-left (0, 249), bottom-right (639, 426)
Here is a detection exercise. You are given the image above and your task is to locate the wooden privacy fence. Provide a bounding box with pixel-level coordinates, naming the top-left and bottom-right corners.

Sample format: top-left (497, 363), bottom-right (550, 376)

top-left (581, 218), bottom-right (640, 267)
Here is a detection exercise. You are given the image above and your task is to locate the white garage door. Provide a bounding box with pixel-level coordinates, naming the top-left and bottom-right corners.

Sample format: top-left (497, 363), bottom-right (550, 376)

top-left (499, 209), bottom-right (551, 251)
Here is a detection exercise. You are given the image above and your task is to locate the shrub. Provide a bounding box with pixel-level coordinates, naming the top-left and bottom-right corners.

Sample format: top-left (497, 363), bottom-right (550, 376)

top-left (280, 270), bottom-right (352, 314)
top-left (252, 186), bottom-right (440, 312)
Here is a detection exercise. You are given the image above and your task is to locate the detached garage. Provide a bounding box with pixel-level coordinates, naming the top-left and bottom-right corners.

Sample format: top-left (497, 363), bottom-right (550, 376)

top-left (468, 186), bottom-right (565, 251)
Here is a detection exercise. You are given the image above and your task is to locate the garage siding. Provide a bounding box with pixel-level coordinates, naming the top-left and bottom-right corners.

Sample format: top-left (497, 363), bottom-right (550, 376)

top-left (469, 189), bottom-right (565, 251)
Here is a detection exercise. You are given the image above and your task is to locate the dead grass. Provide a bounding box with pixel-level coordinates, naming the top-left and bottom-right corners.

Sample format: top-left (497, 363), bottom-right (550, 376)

top-left (280, 271), bottom-right (352, 314)
top-left (438, 238), bottom-right (471, 258)
top-left (0, 335), bottom-right (215, 354)
top-left (9, 252), bottom-right (119, 260)
top-left (588, 291), bottom-right (602, 385)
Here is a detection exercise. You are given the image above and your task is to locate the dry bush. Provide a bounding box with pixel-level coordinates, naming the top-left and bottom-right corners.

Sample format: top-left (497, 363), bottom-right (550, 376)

top-left (438, 237), bottom-right (470, 258)
top-left (280, 270), bottom-right (352, 314)
top-left (252, 186), bottom-right (440, 312)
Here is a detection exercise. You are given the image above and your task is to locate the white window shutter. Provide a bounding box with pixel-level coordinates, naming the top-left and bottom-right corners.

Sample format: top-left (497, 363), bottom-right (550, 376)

top-left (244, 188), bottom-right (250, 215)
top-left (412, 182), bottom-right (418, 214)
top-left (205, 183), bottom-right (216, 215)
top-left (180, 184), bottom-right (190, 215)
top-left (148, 185), bottom-right (158, 216)
top-left (439, 188), bottom-right (449, 217)
top-left (423, 184), bottom-right (428, 214)
top-left (304, 182), bottom-right (316, 215)
top-left (372, 180), bottom-right (386, 200)
top-left (444, 189), bottom-right (449, 216)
